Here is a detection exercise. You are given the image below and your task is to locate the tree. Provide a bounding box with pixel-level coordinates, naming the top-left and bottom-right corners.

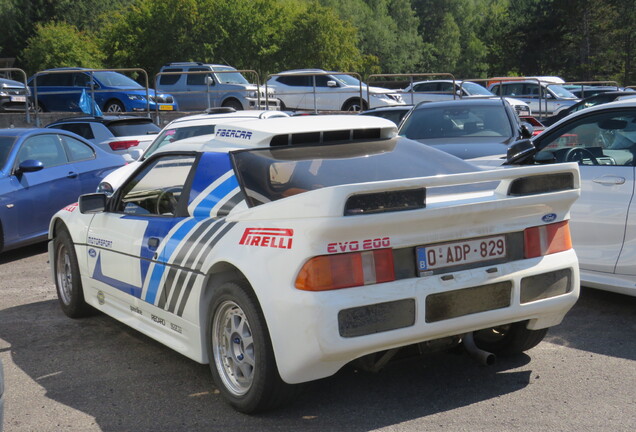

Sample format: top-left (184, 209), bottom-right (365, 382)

top-left (21, 22), bottom-right (105, 74)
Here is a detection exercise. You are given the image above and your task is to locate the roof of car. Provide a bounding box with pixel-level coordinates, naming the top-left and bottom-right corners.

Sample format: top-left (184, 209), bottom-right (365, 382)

top-left (46, 115), bottom-right (156, 126)
top-left (412, 98), bottom-right (508, 109)
top-left (275, 69), bottom-right (327, 75)
top-left (166, 110), bottom-right (289, 127)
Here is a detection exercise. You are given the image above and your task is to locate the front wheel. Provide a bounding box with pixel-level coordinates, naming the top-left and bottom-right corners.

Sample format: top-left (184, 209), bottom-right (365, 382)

top-left (104, 100), bottom-right (125, 113)
top-left (472, 321), bottom-right (548, 356)
top-left (54, 228), bottom-right (94, 318)
top-left (208, 280), bottom-right (298, 413)
top-left (342, 98), bottom-right (367, 112)
top-left (222, 99), bottom-right (244, 111)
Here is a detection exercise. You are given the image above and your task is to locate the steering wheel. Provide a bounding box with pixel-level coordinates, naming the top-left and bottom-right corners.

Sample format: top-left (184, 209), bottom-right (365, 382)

top-left (564, 147), bottom-right (600, 165)
top-left (156, 187), bottom-right (180, 214)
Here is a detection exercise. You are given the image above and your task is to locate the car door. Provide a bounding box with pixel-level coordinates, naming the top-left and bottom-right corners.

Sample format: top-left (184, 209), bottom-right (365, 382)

top-left (535, 108), bottom-right (636, 274)
top-left (85, 154), bottom-right (198, 304)
top-left (185, 67), bottom-right (214, 110)
top-left (276, 75), bottom-right (310, 110)
top-left (11, 133), bottom-right (81, 238)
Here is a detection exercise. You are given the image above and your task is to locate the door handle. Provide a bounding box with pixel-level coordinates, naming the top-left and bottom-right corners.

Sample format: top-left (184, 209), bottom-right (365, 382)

top-left (593, 176), bottom-right (626, 185)
top-left (148, 237), bottom-right (160, 251)
top-left (67, 171), bottom-right (78, 179)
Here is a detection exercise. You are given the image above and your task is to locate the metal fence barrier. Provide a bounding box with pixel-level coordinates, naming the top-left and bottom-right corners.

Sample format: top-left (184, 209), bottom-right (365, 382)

top-left (367, 73), bottom-right (457, 106)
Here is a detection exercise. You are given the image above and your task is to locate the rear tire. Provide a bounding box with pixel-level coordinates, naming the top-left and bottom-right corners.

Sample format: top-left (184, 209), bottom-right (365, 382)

top-left (207, 280), bottom-right (299, 413)
top-left (472, 321), bottom-right (548, 355)
top-left (54, 228), bottom-right (94, 318)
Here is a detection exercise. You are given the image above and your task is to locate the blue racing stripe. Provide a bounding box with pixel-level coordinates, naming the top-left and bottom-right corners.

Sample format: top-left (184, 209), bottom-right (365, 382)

top-left (193, 175), bottom-right (239, 217)
top-left (144, 218), bottom-right (199, 304)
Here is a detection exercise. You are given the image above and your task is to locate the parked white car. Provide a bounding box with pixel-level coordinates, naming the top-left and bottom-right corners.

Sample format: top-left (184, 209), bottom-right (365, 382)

top-left (399, 80), bottom-right (531, 116)
top-left (267, 69), bottom-right (404, 111)
top-left (51, 114), bottom-right (580, 412)
top-left (488, 80), bottom-right (579, 117)
top-left (96, 108), bottom-right (289, 194)
top-left (471, 99), bottom-right (636, 296)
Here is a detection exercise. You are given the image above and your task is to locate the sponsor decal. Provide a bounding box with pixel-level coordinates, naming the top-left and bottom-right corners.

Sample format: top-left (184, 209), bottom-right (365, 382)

top-left (151, 314), bottom-right (166, 326)
top-left (542, 213), bottom-right (557, 223)
top-left (327, 237), bottom-right (391, 253)
top-left (88, 248), bottom-right (97, 258)
top-left (88, 236), bottom-right (113, 249)
top-left (170, 323), bottom-right (183, 334)
top-left (64, 203), bottom-right (78, 212)
top-left (239, 228), bottom-right (293, 249)
top-left (216, 128), bottom-right (253, 140)
top-left (130, 305), bottom-right (143, 315)
top-left (97, 291), bottom-right (105, 305)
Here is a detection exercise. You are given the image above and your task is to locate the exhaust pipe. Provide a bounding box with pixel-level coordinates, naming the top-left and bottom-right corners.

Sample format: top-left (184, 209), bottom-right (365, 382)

top-left (463, 332), bottom-right (496, 366)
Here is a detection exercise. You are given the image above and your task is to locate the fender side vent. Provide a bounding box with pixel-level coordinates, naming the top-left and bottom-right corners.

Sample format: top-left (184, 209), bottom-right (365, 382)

top-left (508, 172), bottom-right (574, 196)
top-left (345, 188), bottom-right (426, 216)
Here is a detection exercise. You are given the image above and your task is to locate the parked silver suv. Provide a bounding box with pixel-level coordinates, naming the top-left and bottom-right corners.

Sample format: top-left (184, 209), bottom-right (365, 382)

top-left (156, 62), bottom-right (278, 111)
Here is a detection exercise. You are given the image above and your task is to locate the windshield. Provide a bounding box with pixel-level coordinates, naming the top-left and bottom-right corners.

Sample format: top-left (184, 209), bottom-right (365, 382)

top-left (143, 124), bottom-right (217, 158)
top-left (548, 84), bottom-right (578, 99)
top-left (213, 67), bottom-right (249, 85)
top-left (0, 135), bottom-right (17, 168)
top-left (107, 121), bottom-right (160, 137)
top-left (232, 138), bottom-right (475, 207)
top-left (400, 104), bottom-right (512, 139)
top-left (93, 71), bottom-right (144, 88)
top-left (332, 74), bottom-right (363, 87)
top-left (462, 82), bottom-right (494, 96)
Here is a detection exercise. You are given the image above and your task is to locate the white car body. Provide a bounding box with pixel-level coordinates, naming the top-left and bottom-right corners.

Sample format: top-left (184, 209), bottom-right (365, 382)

top-left (471, 99), bottom-right (636, 296)
top-left (267, 69), bottom-right (404, 111)
top-left (488, 80), bottom-right (579, 117)
top-left (50, 115), bottom-right (580, 411)
top-left (98, 109), bottom-right (289, 193)
top-left (399, 80), bottom-right (532, 116)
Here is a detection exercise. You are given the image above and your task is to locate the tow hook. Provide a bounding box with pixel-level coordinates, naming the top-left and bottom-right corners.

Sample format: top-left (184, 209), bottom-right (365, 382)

top-left (463, 332), bottom-right (496, 366)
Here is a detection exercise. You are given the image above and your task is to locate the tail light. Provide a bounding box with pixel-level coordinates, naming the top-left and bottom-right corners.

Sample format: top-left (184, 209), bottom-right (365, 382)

top-left (524, 221), bottom-right (572, 258)
top-left (108, 140), bottom-right (139, 151)
top-left (296, 249), bottom-right (395, 291)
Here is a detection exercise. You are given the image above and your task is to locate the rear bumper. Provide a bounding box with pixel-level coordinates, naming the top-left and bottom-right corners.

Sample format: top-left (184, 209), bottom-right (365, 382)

top-left (268, 249), bottom-right (579, 384)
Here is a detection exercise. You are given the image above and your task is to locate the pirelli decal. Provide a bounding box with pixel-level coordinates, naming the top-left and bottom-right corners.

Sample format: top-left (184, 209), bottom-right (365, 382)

top-left (239, 228), bottom-right (294, 249)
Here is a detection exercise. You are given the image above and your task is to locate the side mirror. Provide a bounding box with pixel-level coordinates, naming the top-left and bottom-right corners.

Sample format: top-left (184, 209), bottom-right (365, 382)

top-left (506, 139), bottom-right (536, 165)
top-left (17, 159), bottom-right (44, 173)
top-left (205, 76), bottom-right (215, 86)
top-left (520, 122), bottom-right (534, 139)
top-left (79, 193), bottom-right (107, 214)
top-left (327, 80), bottom-right (337, 87)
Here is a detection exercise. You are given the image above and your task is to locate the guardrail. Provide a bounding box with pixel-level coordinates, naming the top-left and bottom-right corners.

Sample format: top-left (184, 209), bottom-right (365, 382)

top-left (563, 81), bottom-right (620, 98)
top-left (0, 68), bottom-right (30, 123)
top-left (265, 71), bottom-right (366, 113)
top-left (30, 68), bottom-right (152, 126)
top-left (487, 77), bottom-right (553, 119)
top-left (154, 69), bottom-right (277, 112)
top-left (367, 73), bottom-right (457, 106)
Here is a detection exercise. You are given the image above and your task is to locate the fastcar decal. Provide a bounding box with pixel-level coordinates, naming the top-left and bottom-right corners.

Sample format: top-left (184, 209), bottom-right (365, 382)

top-left (239, 228), bottom-right (294, 249)
top-left (327, 237), bottom-right (391, 253)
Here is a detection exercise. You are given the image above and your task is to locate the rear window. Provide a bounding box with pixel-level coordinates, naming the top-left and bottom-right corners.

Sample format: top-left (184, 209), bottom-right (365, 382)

top-left (232, 138), bottom-right (475, 207)
top-left (107, 121), bottom-right (160, 137)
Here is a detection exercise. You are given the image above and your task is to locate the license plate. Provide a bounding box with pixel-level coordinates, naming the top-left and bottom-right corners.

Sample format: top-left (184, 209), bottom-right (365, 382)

top-left (417, 235), bottom-right (506, 273)
top-left (10, 96), bottom-right (26, 102)
top-left (159, 105), bottom-right (173, 111)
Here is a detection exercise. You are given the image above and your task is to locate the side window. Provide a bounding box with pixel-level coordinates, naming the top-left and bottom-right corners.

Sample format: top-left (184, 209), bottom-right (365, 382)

top-left (277, 75), bottom-right (310, 86)
top-left (413, 82), bottom-right (436, 92)
top-left (538, 111), bottom-right (636, 166)
top-left (524, 84), bottom-right (540, 98)
top-left (438, 82), bottom-right (454, 93)
top-left (159, 68), bottom-right (182, 86)
top-left (36, 73), bottom-right (71, 87)
top-left (116, 155), bottom-right (197, 216)
top-left (73, 73), bottom-right (91, 87)
top-left (56, 123), bottom-right (95, 140)
top-left (17, 134), bottom-right (69, 168)
top-left (186, 67), bottom-right (210, 86)
top-left (61, 135), bottom-right (96, 162)
top-left (314, 75), bottom-right (332, 87)
top-left (501, 83), bottom-right (524, 97)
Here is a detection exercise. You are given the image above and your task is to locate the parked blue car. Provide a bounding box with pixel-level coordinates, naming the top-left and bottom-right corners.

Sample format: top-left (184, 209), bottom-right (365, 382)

top-left (28, 68), bottom-right (178, 113)
top-left (0, 128), bottom-right (125, 252)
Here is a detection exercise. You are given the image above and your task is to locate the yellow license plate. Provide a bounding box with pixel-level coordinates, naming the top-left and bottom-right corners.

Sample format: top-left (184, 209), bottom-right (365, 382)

top-left (159, 105), bottom-right (173, 111)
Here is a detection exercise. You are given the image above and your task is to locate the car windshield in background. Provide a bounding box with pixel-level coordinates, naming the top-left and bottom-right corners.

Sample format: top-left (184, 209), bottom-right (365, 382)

top-left (213, 67), bottom-right (249, 85)
top-left (333, 74), bottom-right (362, 86)
top-left (92, 71), bottom-right (144, 89)
top-left (462, 82), bottom-right (493, 96)
top-left (143, 124), bottom-right (216, 157)
top-left (232, 138), bottom-right (475, 207)
top-left (0, 136), bottom-right (17, 167)
top-left (107, 121), bottom-right (160, 137)
top-left (400, 105), bottom-right (512, 139)
top-left (548, 85), bottom-right (578, 99)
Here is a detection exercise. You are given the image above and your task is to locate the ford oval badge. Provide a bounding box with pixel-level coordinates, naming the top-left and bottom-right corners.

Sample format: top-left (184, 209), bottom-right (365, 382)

top-left (542, 213), bottom-right (557, 223)
top-left (88, 248), bottom-right (97, 258)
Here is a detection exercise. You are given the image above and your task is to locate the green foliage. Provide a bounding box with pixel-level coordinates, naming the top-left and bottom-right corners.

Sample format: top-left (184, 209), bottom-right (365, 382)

top-left (21, 22), bottom-right (105, 74)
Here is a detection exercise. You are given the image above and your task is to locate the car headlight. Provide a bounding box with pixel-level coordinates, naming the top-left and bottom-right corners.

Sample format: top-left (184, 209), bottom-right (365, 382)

top-left (97, 182), bottom-right (114, 195)
top-left (127, 94), bottom-right (146, 101)
top-left (0, 91), bottom-right (7, 97)
top-left (247, 91), bottom-right (258, 98)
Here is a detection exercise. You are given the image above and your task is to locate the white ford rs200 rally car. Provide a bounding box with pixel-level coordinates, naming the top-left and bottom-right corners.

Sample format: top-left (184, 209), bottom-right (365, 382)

top-left (49, 115), bottom-right (581, 413)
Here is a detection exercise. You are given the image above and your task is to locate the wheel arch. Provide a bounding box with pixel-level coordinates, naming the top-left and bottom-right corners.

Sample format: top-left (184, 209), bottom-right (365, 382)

top-left (221, 97), bottom-right (244, 110)
top-left (341, 97), bottom-right (368, 111)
